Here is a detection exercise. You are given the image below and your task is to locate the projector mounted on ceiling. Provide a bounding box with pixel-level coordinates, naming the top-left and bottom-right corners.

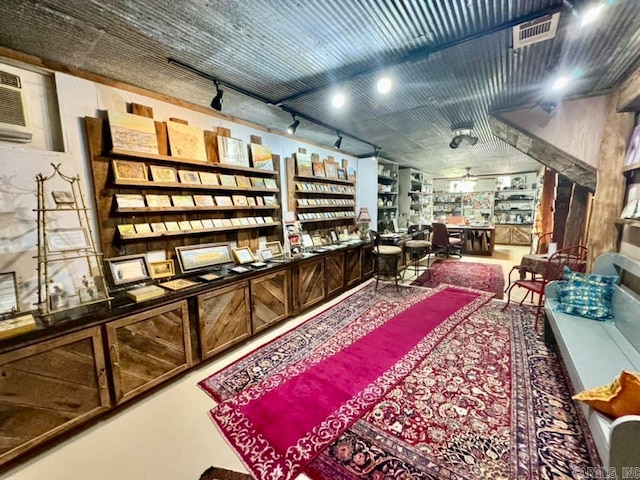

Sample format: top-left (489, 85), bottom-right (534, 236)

top-left (449, 126), bottom-right (478, 149)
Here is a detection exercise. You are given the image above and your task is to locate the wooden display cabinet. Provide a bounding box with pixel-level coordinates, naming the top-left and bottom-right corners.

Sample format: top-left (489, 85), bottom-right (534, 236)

top-left (361, 245), bottom-right (375, 278)
top-left (345, 248), bottom-right (362, 286)
top-left (325, 252), bottom-right (345, 297)
top-left (197, 282), bottom-right (251, 359)
top-left (251, 270), bottom-right (290, 333)
top-left (105, 300), bottom-right (192, 404)
top-left (0, 327), bottom-right (110, 466)
top-left (494, 225), bottom-right (531, 245)
top-left (292, 257), bottom-right (325, 314)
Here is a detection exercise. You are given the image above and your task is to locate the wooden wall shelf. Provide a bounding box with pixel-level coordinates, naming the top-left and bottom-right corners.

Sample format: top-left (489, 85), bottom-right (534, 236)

top-left (118, 222), bottom-right (282, 240)
top-left (114, 179), bottom-right (278, 193)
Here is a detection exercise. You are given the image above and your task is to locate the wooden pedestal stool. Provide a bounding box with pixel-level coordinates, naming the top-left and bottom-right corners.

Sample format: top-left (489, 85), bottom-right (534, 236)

top-left (370, 230), bottom-right (403, 291)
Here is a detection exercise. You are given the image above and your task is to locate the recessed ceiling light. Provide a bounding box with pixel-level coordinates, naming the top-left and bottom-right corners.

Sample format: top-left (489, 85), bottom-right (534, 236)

top-left (331, 93), bottom-right (346, 108)
top-left (580, 3), bottom-right (605, 27)
top-left (552, 76), bottom-right (571, 90)
top-left (377, 77), bottom-right (392, 94)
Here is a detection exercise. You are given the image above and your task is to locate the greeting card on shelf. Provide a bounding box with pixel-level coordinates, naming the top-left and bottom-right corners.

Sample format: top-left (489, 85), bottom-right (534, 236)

top-left (167, 120), bottom-right (207, 161)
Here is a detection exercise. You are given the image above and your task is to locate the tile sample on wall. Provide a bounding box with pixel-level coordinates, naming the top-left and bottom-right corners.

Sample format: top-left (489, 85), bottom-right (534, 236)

top-left (108, 111), bottom-right (159, 154)
top-left (167, 120), bottom-right (207, 161)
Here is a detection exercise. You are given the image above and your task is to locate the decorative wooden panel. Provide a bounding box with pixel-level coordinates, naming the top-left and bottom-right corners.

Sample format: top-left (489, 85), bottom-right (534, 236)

top-left (106, 300), bottom-right (192, 404)
top-left (293, 258), bottom-right (325, 314)
top-left (494, 225), bottom-right (511, 244)
top-left (0, 327), bottom-right (109, 466)
top-left (251, 270), bottom-right (290, 333)
top-left (361, 245), bottom-right (375, 278)
top-left (325, 252), bottom-right (345, 297)
top-left (198, 282), bottom-right (251, 359)
top-left (511, 226), bottom-right (532, 245)
top-left (345, 248), bottom-right (361, 286)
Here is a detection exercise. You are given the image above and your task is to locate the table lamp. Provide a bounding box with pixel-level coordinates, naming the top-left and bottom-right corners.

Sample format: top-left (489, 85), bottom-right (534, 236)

top-left (357, 207), bottom-right (371, 241)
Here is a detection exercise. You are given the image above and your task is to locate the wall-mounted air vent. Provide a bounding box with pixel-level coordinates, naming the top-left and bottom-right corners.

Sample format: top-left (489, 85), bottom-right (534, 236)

top-left (0, 71), bottom-right (32, 143)
top-left (513, 12), bottom-right (560, 49)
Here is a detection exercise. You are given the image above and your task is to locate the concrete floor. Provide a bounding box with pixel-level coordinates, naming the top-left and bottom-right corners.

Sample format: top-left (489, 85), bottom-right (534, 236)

top-left (1, 245), bottom-right (534, 480)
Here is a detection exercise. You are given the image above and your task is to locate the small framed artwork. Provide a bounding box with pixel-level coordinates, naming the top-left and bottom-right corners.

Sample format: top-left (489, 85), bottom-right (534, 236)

top-left (178, 170), bottom-right (201, 184)
top-left (217, 136), bottom-right (250, 167)
top-left (175, 242), bottom-right (233, 273)
top-left (149, 260), bottom-right (175, 280)
top-left (295, 151), bottom-right (313, 176)
top-left (259, 249), bottom-right (274, 262)
top-left (250, 143), bottom-right (274, 170)
top-left (112, 160), bottom-right (148, 182)
top-left (0, 272), bottom-right (19, 314)
top-left (105, 254), bottom-right (151, 287)
top-left (347, 167), bottom-right (356, 181)
top-left (51, 190), bottom-right (75, 206)
top-left (330, 230), bottom-right (339, 243)
top-left (149, 165), bottom-right (178, 183)
top-left (145, 194), bottom-right (172, 208)
top-left (337, 168), bottom-right (347, 180)
top-left (115, 194), bottom-right (146, 209)
top-left (199, 171), bottom-right (219, 185)
top-left (324, 161), bottom-right (338, 178)
top-left (264, 241), bottom-right (284, 258)
top-left (47, 228), bottom-right (90, 252)
top-left (312, 160), bottom-right (325, 177)
top-left (232, 246), bottom-right (255, 265)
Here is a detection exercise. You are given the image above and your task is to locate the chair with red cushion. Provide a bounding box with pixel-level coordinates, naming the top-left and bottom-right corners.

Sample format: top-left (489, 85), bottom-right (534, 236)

top-left (431, 222), bottom-right (462, 258)
top-left (502, 245), bottom-right (588, 330)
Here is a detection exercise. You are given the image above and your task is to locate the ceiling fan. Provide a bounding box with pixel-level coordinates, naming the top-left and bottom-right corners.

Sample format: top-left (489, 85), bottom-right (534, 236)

top-left (462, 167), bottom-right (477, 181)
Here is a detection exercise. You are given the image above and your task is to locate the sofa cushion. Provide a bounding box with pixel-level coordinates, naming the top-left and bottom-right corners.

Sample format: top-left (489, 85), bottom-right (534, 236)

top-left (555, 267), bottom-right (618, 321)
top-left (573, 370), bottom-right (640, 419)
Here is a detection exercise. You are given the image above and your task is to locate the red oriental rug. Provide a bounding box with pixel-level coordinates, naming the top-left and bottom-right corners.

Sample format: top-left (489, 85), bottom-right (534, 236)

top-left (200, 283), bottom-right (601, 479)
top-left (412, 261), bottom-right (505, 299)
top-left (202, 283), bottom-right (493, 480)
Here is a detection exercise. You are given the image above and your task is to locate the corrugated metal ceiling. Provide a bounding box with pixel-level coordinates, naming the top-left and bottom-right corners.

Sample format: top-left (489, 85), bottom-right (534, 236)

top-left (0, 0), bottom-right (638, 177)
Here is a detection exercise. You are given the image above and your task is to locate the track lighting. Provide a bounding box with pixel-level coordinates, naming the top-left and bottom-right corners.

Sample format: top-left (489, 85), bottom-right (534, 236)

top-left (287, 115), bottom-right (300, 135)
top-left (334, 132), bottom-right (343, 149)
top-left (210, 81), bottom-right (223, 111)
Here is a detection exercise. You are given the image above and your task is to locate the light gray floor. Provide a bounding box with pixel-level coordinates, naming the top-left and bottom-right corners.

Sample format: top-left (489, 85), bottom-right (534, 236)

top-left (1, 245), bottom-right (532, 480)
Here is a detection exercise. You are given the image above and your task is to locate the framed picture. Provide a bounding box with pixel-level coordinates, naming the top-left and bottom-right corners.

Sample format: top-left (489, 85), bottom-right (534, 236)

top-left (105, 254), bottom-right (151, 287)
top-left (330, 230), bottom-right (339, 243)
top-left (145, 194), bottom-right (172, 208)
top-left (47, 228), bottom-right (90, 252)
top-left (312, 160), bottom-right (325, 177)
top-left (167, 120), bottom-right (207, 161)
top-left (217, 136), bottom-right (250, 166)
top-left (259, 249), bottom-right (274, 262)
top-left (295, 151), bottom-right (313, 176)
top-left (149, 260), bottom-right (175, 280)
top-left (178, 170), bottom-right (201, 184)
top-left (115, 194), bottom-right (146, 209)
top-left (232, 246), bottom-right (255, 265)
top-left (264, 241), bottom-right (284, 258)
top-left (199, 171), bottom-right (219, 185)
top-left (337, 168), bottom-right (347, 180)
top-left (175, 242), bottom-right (233, 273)
top-left (112, 160), bottom-right (148, 182)
top-left (108, 110), bottom-right (159, 154)
top-left (0, 272), bottom-right (19, 314)
top-left (324, 161), bottom-right (338, 178)
top-left (48, 281), bottom-right (69, 310)
top-left (51, 190), bottom-right (74, 206)
top-left (250, 143), bottom-right (274, 170)
top-left (149, 165), bottom-right (178, 183)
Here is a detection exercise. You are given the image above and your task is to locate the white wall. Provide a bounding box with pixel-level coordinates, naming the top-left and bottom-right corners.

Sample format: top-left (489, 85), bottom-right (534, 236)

top-left (0, 61), bottom-right (371, 311)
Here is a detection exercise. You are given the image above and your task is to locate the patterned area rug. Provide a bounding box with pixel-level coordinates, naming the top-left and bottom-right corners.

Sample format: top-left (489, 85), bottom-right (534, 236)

top-left (200, 285), bottom-right (600, 479)
top-left (412, 261), bottom-right (505, 300)
top-left (203, 283), bottom-right (493, 480)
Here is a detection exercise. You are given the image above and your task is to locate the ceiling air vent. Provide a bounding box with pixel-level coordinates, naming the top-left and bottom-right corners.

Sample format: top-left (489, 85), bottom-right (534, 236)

top-left (0, 71), bottom-right (32, 143)
top-left (512, 12), bottom-right (560, 49)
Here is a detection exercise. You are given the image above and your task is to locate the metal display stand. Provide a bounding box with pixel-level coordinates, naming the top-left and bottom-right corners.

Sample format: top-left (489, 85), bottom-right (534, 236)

top-left (35, 163), bottom-right (112, 316)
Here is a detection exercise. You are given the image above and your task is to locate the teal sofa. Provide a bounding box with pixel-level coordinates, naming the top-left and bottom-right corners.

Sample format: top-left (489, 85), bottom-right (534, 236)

top-left (544, 253), bottom-right (640, 472)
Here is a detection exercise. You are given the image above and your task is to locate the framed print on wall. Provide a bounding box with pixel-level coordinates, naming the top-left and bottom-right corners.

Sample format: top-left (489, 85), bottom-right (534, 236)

top-left (217, 136), bottom-right (250, 167)
top-left (175, 242), bottom-right (233, 273)
top-left (105, 254), bottom-right (151, 287)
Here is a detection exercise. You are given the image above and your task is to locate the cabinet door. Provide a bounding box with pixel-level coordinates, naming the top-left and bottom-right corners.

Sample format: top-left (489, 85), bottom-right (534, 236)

top-left (345, 248), bottom-right (362, 286)
top-left (0, 327), bottom-right (109, 466)
top-left (511, 226), bottom-right (532, 245)
top-left (361, 245), bottom-right (375, 277)
top-left (325, 252), bottom-right (345, 296)
top-left (251, 270), bottom-right (290, 334)
top-left (198, 282), bottom-right (251, 359)
top-left (494, 225), bottom-right (512, 244)
top-left (293, 258), bottom-right (325, 314)
top-left (106, 300), bottom-right (192, 404)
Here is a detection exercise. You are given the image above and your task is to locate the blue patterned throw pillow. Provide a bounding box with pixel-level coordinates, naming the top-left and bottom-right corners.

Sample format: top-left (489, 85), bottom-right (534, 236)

top-left (555, 267), bottom-right (619, 321)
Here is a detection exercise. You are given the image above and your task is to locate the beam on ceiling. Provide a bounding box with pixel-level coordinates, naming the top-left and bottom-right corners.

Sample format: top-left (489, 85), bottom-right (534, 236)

top-left (275, 4), bottom-right (565, 104)
top-left (617, 64), bottom-right (640, 112)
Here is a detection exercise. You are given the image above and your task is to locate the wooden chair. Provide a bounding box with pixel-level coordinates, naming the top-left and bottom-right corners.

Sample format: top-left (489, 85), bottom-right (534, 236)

top-left (505, 232), bottom-right (554, 290)
top-left (502, 245), bottom-right (588, 330)
top-left (431, 222), bottom-right (462, 258)
top-left (402, 225), bottom-right (432, 280)
top-left (370, 230), bottom-right (403, 291)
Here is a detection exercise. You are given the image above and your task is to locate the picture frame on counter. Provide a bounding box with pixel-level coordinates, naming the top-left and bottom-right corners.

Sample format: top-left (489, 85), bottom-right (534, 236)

top-left (232, 246), bottom-right (255, 265)
top-left (149, 260), bottom-right (175, 280)
top-left (47, 228), bottom-right (91, 252)
top-left (175, 242), bottom-right (233, 273)
top-left (264, 241), bottom-right (284, 258)
top-left (105, 253), bottom-right (152, 287)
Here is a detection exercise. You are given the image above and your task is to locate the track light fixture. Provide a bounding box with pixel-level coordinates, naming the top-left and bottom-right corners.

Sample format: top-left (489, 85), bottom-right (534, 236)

top-left (287, 115), bottom-right (300, 135)
top-left (334, 132), bottom-right (343, 149)
top-left (210, 81), bottom-right (223, 111)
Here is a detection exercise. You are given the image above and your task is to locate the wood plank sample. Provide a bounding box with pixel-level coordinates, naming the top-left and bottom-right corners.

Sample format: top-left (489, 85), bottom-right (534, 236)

top-left (198, 282), bottom-right (251, 359)
top-left (105, 300), bottom-right (192, 404)
top-left (251, 270), bottom-right (290, 333)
